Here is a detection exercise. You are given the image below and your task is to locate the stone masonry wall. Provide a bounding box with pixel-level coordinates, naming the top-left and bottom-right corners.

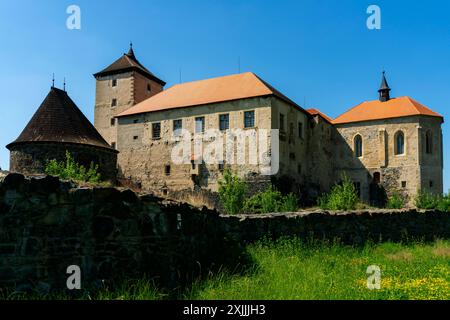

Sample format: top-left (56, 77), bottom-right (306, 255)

top-left (1, 172), bottom-right (448, 294)
top-left (0, 173), bottom-right (247, 293)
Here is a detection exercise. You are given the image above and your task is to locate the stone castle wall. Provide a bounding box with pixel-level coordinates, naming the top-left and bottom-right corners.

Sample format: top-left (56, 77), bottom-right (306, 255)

top-left (1, 173), bottom-right (449, 294)
top-left (8, 143), bottom-right (117, 182)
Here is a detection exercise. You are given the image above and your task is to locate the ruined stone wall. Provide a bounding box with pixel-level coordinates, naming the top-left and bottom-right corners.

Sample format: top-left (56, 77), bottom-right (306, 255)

top-left (8, 143), bottom-right (117, 182)
top-left (1, 173), bottom-right (448, 293)
top-left (334, 116), bottom-right (429, 205)
top-left (0, 173), bottom-right (246, 293)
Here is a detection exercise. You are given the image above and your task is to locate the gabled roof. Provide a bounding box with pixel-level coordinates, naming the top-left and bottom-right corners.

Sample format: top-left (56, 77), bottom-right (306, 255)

top-left (118, 72), bottom-right (307, 117)
top-left (7, 87), bottom-right (116, 151)
top-left (333, 96), bottom-right (443, 125)
top-left (306, 108), bottom-right (333, 123)
top-left (94, 47), bottom-right (166, 86)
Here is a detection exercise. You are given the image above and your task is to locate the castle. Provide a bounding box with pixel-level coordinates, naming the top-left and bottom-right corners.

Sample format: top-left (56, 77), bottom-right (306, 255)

top-left (7, 45), bottom-right (444, 207)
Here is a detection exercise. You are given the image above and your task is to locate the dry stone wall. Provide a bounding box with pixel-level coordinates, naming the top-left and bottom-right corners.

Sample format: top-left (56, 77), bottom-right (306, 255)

top-left (0, 172), bottom-right (448, 294)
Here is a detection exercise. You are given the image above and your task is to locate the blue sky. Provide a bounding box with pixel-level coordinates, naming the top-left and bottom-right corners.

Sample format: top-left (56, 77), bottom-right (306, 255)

top-left (0, 0), bottom-right (449, 191)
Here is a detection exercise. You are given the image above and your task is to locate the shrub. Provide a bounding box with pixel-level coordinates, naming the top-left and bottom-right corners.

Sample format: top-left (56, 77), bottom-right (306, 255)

top-left (414, 190), bottom-right (441, 210)
top-left (243, 186), bottom-right (298, 214)
top-left (218, 169), bottom-right (247, 214)
top-left (386, 191), bottom-right (405, 209)
top-left (45, 151), bottom-right (102, 183)
top-left (437, 193), bottom-right (450, 212)
top-left (318, 174), bottom-right (359, 210)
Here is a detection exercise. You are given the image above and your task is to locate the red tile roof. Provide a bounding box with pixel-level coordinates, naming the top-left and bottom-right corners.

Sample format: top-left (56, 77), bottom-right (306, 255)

top-left (306, 108), bottom-right (333, 123)
top-left (117, 72), bottom-right (307, 117)
top-left (333, 96), bottom-right (443, 124)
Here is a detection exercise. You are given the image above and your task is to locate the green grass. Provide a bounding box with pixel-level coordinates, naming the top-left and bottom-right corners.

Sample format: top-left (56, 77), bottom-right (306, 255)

top-left (186, 239), bottom-right (449, 300)
top-left (2, 239), bottom-right (449, 300)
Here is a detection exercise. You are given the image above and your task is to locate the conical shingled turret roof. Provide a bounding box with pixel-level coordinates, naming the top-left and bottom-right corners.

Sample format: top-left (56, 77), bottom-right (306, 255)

top-left (93, 45), bottom-right (166, 86)
top-left (7, 87), bottom-right (115, 151)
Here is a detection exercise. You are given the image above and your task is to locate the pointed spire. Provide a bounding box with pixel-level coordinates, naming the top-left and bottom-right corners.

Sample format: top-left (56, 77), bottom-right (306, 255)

top-left (127, 41), bottom-right (135, 59)
top-left (378, 71), bottom-right (391, 102)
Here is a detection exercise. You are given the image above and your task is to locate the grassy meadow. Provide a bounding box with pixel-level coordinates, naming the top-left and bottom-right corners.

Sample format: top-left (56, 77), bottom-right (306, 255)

top-left (3, 238), bottom-right (449, 300)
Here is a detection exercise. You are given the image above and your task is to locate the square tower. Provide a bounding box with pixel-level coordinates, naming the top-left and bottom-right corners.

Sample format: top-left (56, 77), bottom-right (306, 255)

top-left (93, 44), bottom-right (166, 147)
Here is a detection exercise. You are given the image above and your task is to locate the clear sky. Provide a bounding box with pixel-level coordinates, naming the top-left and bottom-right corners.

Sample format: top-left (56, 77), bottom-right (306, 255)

top-left (0, 0), bottom-right (449, 191)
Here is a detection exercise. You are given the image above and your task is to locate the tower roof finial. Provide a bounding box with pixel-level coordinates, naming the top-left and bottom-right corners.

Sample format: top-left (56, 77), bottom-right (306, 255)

top-left (52, 73), bottom-right (55, 88)
top-left (378, 71), bottom-right (391, 102)
top-left (63, 77), bottom-right (66, 92)
top-left (127, 41), bottom-right (135, 59)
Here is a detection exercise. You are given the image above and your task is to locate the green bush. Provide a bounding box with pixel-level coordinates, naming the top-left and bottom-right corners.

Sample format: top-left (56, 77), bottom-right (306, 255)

top-left (386, 191), bottom-right (405, 209)
top-left (437, 192), bottom-right (450, 212)
top-left (45, 151), bottom-right (102, 183)
top-left (218, 169), bottom-right (247, 214)
top-left (318, 174), bottom-right (359, 210)
top-left (414, 190), bottom-right (441, 210)
top-left (243, 185), bottom-right (298, 214)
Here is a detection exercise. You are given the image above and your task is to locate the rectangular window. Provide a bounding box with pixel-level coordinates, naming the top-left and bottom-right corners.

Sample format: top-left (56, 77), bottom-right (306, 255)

top-left (219, 114), bottom-right (229, 131)
top-left (429, 180), bottom-right (434, 188)
top-left (218, 163), bottom-right (225, 171)
top-left (173, 119), bottom-right (182, 135)
top-left (165, 165), bottom-right (171, 176)
top-left (152, 122), bottom-right (161, 139)
top-left (401, 181), bottom-right (407, 188)
top-left (110, 118), bottom-right (115, 126)
top-left (112, 79), bottom-right (117, 87)
top-left (280, 113), bottom-right (285, 131)
top-left (298, 122), bottom-right (303, 139)
top-left (133, 135), bottom-right (138, 140)
top-left (195, 117), bottom-right (205, 133)
top-left (111, 98), bottom-right (117, 107)
top-left (244, 111), bottom-right (255, 128)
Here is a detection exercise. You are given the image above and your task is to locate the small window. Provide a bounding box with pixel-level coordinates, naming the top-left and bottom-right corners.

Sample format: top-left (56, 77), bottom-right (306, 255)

top-left (147, 84), bottom-right (151, 92)
top-left (218, 163), bottom-right (225, 171)
top-left (429, 180), bottom-right (434, 188)
top-left (425, 130), bottom-right (433, 154)
top-left (112, 79), bottom-right (117, 87)
top-left (191, 160), bottom-right (196, 170)
top-left (165, 165), bottom-right (171, 176)
top-left (354, 134), bottom-right (363, 158)
top-left (395, 131), bottom-right (405, 155)
top-left (219, 114), bottom-right (229, 131)
top-left (173, 119), bottom-right (182, 135)
top-left (298, 122), bottom-right (303, 139)
top-left (133, 135), bottom-right (138, 140)
top-left (111, 98), bottom-right (117, 107)
top-left (152, 122), bottom-right (161, 139)
top-left (133, 119), bottom-right (139, 124)
top-left (195, 117), bottom-right (205, 133)
top-left (297, 164), bottom-right (302, 174)
top-left (401, 181), bottom-right (407, 188)
top-left (110, 118), bottom-right (115, 126)
top-left (111, 142), bottom-right (116, 149)
top-left (279, 113), bottom-right (285, 131)
top-left (244, 111), bottom-right (255, 128)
